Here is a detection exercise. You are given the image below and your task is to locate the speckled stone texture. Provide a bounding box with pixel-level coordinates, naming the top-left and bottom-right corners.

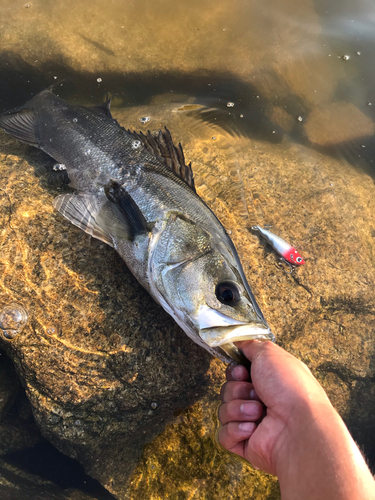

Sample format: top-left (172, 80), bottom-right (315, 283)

top-left (0, 99), bottom-right (374, 499)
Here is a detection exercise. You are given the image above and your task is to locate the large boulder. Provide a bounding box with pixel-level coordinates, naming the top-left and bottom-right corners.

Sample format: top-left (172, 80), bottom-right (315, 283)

top-left (0, 99), bottom-right (374, 498)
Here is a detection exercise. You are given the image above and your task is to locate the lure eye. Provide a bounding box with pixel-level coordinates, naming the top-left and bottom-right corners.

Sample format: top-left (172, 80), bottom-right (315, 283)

top-left (215, 282), bottom-right (241, 305)
top-left (296, 256), bottom-right (303, 263)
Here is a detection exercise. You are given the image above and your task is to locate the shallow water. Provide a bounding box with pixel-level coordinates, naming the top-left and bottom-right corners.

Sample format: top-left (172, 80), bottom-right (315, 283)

top-left (0, 0), bottom-right (375, 499)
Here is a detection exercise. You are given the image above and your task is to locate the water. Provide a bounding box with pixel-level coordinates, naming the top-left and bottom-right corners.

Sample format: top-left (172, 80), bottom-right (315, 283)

top-left (0, 0), bottom-right (375, 498)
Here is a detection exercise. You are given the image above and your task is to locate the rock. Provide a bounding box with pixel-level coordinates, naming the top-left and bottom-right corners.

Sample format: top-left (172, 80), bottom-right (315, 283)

top-left (0, 350), bottom-right (19, 420)
top-left (0, 458), bottom-right (100, 500)
top-left (0, 420), bottom-right (40, 456)
top-left (304, 102), bottom-right (375, 145)
top-left (0, 100), bottom-right (374, 499)
top-left (0, 0), bottom-right (325, 81)
top-left (0, 351), bottom-right (40, 455)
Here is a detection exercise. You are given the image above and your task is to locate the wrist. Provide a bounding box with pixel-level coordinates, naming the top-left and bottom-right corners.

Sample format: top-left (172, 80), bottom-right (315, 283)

top-left (273, 399), bottom-right (375, 500)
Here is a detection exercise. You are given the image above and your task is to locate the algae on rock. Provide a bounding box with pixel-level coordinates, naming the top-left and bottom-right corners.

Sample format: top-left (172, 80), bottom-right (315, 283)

top-left (0, 99), bottom-right (374, 499)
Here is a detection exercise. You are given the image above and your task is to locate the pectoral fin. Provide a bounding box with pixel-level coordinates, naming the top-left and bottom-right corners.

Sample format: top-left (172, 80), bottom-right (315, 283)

top-left (104, 181), bottom-right (149, 237)
top-left (53, 189), bottom-right (148, 245)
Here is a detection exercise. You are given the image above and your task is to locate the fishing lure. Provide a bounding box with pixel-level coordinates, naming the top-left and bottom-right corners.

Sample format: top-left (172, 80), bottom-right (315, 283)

top-left (252, 226), bottom-right (305, 267)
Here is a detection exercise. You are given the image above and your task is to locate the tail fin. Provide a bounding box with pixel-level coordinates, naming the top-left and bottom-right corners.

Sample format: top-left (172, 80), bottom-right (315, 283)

top-left (0, 109), bottom-right (38, 146)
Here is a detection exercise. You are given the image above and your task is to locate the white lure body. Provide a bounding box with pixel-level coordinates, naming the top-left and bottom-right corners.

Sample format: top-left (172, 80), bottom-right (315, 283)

top-left (252, 226), bottom-right (305, 266)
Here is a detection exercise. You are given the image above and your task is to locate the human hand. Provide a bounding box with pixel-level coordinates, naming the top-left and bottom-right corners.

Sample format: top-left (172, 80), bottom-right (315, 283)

top-left (218, 340), bottom-right (332, 475)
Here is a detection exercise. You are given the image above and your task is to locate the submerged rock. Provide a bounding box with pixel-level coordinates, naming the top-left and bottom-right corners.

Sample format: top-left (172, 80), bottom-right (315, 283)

top-left (0, 458), bottom-right (100, 500)
top-left (0, 102), bottom-right (374, 498)
top-left (0, 351), bottom-right (19, 420)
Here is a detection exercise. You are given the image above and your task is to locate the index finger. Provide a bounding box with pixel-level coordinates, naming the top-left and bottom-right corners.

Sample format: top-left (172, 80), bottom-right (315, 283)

top-left (226, 363), bottom-right (251, 382)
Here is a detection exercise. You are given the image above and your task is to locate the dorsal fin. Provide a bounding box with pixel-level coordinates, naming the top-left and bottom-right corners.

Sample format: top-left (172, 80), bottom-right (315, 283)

top-left (127, 127), bottom-right (196, 192)
top-left (90, 94), bottom-right (113, 118)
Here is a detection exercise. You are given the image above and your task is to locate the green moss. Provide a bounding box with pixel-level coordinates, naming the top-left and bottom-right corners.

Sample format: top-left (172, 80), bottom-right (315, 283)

top-left (129, 403), bottom-right (280, 499)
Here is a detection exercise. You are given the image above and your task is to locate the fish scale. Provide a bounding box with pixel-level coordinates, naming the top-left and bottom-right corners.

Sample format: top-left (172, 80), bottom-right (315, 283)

top-left (0, 88), bottom-right (274, 364)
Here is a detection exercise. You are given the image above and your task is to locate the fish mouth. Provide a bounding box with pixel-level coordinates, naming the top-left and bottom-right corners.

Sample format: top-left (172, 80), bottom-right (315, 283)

top-left (199, 324), bottom-right (275, 364)
top-left (199, 323), bottom-right (275, 347)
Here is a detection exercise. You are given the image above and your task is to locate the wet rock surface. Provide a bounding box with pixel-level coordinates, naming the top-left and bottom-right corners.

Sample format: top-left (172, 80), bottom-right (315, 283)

top-left (0, 351), bottom-right (19, 420)
top-left (0, 458), bottom-right (100, 500)
top-left (0, 351), bottom-right (41, 455)
top-left (0, 99), bottom-right (374, 498)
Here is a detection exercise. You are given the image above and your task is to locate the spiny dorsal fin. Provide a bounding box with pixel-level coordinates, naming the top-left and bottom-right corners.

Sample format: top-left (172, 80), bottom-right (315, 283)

top-left (127, 127), bottom-right (196, 192)
top-left (90, 94), bottom-right (113, 118)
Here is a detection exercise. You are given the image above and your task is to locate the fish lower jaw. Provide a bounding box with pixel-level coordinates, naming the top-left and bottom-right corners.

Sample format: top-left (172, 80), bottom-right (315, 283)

top-left (199, 323), bottom-right (275, 348)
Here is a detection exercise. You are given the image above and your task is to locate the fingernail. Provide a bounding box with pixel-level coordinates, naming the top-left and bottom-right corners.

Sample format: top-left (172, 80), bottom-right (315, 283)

top-left (231, 365), bottom-right (244, 380)
top-left (239, 422), bottom-right (255, 433)
top-left (241, 402), bottom-right (258, 417)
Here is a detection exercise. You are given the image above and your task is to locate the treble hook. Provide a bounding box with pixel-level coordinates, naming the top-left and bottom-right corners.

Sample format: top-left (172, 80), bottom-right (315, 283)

top-left (280, 258), bottom-right (295, 274)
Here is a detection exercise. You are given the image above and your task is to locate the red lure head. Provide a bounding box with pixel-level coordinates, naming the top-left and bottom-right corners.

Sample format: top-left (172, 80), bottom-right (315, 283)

top-left (283, 248), bottom-right (305, 266)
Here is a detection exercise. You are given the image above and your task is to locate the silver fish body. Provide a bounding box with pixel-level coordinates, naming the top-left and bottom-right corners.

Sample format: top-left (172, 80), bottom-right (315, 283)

top-left (0, 89), bottom-right (274, 363)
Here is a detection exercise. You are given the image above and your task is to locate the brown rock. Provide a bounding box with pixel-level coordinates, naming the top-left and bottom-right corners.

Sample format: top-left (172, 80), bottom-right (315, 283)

top-left (0, 351), bottom-right (19, 420)
top-left (304, 102), bottom-right (375, 145)
top-left (0, 101), bottom-right (374, 499)
top-left (0, 458), bottom-right (99, 500)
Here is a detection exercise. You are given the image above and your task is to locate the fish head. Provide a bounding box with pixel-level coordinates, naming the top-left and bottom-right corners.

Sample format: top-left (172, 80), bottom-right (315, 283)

top-left (151, 214), bottom-right (274, 362)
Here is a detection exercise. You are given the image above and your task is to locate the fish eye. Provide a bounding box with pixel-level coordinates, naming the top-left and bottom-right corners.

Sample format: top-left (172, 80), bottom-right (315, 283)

top-left (296, 256), bottom-right (303, 263)
top-left (215, 282), bottom-right (241, 305)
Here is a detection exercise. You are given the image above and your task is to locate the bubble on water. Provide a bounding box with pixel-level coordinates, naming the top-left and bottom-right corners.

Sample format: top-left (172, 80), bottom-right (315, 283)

top-left (342, 55), bottom-right (350, 61)
top-left (297, 116), bottom-right (303, 122)
top-left (227, 102), bottom-right (234, 107)
top-left (151, 402), bottom-right (158, 410)
top-left (73, 118), bottom-right (78, 123)
top-left (53, 163), bottom-right (66, 171)
top-left (97, 77), bottom-right (102, 83)
top-left (240, 114), bottom-right (244, 118)
top-left (368, 102), bottom-right (372, 106)
top-left (25, 3), bottom-right (30, 7)
top-left (140, 116), bottom-right (150, 124)
top-left (45, 324), bottom-right (62, 336)
top-left (212, 136), bottom-right (217, 140)
top-left (132, 140), bottom-right (141, 149)
top-left (356, 51), bottom-right (361, 56)
top-left (0, 303), bottom-right (28, 341)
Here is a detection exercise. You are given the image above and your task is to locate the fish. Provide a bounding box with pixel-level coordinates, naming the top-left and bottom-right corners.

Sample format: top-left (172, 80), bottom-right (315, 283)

top-left (0, 88), bottom-right (274, 364)
top-left (252, 225), bottom-right (305, 266)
